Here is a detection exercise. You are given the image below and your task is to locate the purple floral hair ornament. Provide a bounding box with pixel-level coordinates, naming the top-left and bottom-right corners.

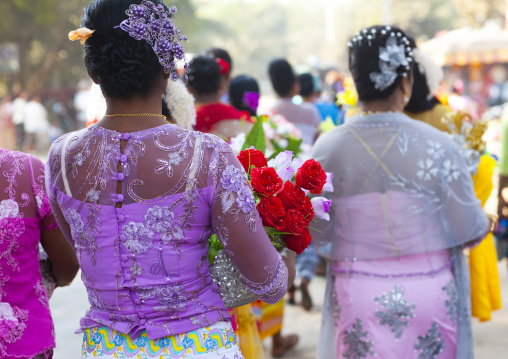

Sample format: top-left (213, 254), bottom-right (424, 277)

top-left (242, 92), bottom-right (259, 112)
top-left (115, 0), bottom-right (189, 81)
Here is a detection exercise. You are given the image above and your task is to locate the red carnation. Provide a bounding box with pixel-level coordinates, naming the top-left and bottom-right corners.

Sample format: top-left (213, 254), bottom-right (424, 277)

top-left (251, 167), bottom-right (283, 197)
top-left (257, 197), bottom-right (286, 232)
top-left (295, 159), bottom-right (327, 194)
top-left (237, 149), bottom-right (267, 173)
top-left (283, 228), bottom-right (312, 255)
top-left (277, 182), bottom-right (314, 223)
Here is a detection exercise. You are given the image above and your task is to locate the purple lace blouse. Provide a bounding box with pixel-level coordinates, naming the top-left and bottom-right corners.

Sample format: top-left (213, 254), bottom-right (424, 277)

top-left (0, 149), bottom-right (58, 358)
top-left (45, 124), bottom-right (288, 339)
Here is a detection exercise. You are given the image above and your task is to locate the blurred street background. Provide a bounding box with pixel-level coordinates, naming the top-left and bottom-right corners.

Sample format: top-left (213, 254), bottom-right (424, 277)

top-left (3, 0), bottom-right (508, 358)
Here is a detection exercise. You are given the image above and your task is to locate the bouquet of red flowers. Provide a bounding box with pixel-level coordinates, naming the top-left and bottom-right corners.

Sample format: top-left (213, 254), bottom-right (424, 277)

top-left (208, 147), bottom-right (333, 264)
top-left (208, 119), bottom-right (333, 308)
top-left (239, 148), bottom-right (332, 254)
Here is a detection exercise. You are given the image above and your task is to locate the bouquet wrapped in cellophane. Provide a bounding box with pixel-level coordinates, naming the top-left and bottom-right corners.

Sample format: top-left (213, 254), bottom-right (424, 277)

top-left (209, 117), bottom-right (333, 308)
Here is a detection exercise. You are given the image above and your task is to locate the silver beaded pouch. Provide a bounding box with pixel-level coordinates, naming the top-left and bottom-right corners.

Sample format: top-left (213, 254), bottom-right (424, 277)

top-left (209, 249), bottom-right (258, 309)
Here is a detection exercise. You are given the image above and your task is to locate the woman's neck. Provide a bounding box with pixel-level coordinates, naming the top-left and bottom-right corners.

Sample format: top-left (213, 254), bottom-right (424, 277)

top-left (360, 101), bottom-right (403, 114)
top-left (97, 95), bottom-right (168, 132)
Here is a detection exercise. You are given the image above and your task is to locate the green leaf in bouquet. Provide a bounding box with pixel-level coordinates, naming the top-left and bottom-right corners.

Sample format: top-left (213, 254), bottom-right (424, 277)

top-left (285, 138), bottom-right (303, 157)
top-left (242, 116), bottom-right (266, 153)
top-left (207, 233), bottom-right (224, 265)
top-left (268, 137), bottom-right (303, 160)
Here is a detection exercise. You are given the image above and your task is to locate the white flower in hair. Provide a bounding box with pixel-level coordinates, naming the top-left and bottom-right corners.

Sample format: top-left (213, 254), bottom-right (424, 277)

top-left (165, 79), bottom-right (196, 130)
top-left (369, 62), bottom-right (398, 91)
top-left (379, 36), bottom-right (408, 68)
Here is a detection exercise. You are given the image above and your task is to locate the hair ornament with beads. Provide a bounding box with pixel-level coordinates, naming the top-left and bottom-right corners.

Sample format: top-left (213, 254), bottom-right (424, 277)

top-left (114, 0), bottom-right (188, 80)
top-left (349, 26), bottom-right (413, 92)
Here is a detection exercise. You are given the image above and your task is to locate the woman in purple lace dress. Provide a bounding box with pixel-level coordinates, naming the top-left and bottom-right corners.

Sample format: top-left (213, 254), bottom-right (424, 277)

top-left (0, 149), bottom-right (79, 359)
top-left (46, 1), bottom-right (295, 358)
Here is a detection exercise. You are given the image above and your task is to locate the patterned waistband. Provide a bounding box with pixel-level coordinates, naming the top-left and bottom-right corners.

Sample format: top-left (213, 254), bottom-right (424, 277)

top-left (82, 322), bottom-right (238, 358)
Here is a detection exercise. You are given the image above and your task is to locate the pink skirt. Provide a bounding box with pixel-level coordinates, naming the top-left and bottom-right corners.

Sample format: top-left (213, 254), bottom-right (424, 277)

top-left (332, 250), bottom-right (457, 358)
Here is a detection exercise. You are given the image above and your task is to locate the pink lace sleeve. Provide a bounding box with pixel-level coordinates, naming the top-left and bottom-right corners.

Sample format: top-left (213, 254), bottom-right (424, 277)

top-left (28, 156), bottom-right (58, 231)
top-left (208, 138), bottom-right (288, 304)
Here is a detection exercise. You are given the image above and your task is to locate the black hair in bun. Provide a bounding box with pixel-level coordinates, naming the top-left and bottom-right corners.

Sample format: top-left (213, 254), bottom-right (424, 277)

top-left (348, 25), bottom-right (416, 102)
top-left (187, 55), bottom-right (221, 95)
top-left (228, 75), bottom-right (260, 116)
top-left (82, 0), bottom-right (169, 98)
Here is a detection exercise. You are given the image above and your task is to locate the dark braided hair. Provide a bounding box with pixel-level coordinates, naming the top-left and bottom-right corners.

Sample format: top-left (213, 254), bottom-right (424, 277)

top-left (348, 25), bottom-right (416, 102)
top-left (82, 0), bottom-right (169, 98)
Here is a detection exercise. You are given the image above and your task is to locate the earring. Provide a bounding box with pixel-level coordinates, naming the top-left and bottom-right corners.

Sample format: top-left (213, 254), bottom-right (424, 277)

top-left (404, 92), bottom-right (409, 103)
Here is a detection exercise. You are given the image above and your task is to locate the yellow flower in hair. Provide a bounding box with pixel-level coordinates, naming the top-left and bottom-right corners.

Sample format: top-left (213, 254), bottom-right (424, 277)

top-left (68, 27), bottom-right (95, 45)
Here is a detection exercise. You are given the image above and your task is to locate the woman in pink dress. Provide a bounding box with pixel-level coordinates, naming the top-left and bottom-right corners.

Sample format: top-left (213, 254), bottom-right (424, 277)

top-left (311, 25), bottom-right (490, 359)
top-left (0, 149), bottom-right (79, 358)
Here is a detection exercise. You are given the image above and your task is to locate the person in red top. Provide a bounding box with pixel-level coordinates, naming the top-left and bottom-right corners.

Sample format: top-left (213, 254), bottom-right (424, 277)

top-left (187, 55), bottom-right (251, 139)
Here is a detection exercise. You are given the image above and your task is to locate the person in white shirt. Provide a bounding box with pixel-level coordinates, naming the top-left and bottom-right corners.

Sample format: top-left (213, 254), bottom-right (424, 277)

top-left (74, 80), bottom-right (91, 128)
top-left (23, 96), bottom-right (49, 153)
top-left (12, 91), bottom-right (28, 150)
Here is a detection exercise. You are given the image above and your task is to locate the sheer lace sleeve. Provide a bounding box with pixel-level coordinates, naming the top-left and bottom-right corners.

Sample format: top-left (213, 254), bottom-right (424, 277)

top-left (438, 139), bottom-right (489, 243)
top-left (28, 156), bottom-right (57, 231)
top-left (207, 136), bottom-right (288, 304)
top-left (45, 133), bottom-right (74, 244)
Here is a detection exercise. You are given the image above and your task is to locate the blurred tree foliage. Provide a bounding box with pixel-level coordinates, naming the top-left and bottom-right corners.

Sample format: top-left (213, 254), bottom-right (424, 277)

top-left (0, 0), bottom-right (506, 96)
top-left (0, 0), bottom-right (90, 93)
top-left (0, 0), bottom-right (223, 95)
top-left (452, 0), bottom-right (506, 27)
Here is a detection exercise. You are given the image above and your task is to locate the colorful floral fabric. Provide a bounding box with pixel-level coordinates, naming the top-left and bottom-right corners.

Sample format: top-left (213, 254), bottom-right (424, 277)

top-left (82, 322), bottom-right (243, 358)
top-left (0, 149), bottom-right (57, 358)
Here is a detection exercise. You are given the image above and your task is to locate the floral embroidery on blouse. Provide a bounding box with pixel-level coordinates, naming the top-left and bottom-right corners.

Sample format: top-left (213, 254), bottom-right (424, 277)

top-left (416, 158), bottom-right (438, 181)
top-left (441, 160), bottom-right (461, 183)
top-left (73, 152), bottom-right (86, 166)
top-left (414, 322), bottom-right (445, 359)
top-left (442, 280), bottom-right (458, 326)
top-left (86, 188), bottom-right (100, 203)
top-left (426, 140), bottom-right (445, 160)
top-left (63, 209), bottom-right (85, 243)
top-left (122, 222), bottom-right (154, 255)
top-left (0, 200), bottom-right (25, 273)
top-left (342, 318), bottom-right (376, 359)
top-left (137, 284), bottom-right (188, 312)
top-left (145, 206), bottom-right (184, 247)
top-left (374, 284), bottom-right (416, 339)
top-left (34, 280), bottom-right (50, 310)
top-left (0, 302), bottom-right (29, 356)
top-left (155, 149), bottom-right (188, 177)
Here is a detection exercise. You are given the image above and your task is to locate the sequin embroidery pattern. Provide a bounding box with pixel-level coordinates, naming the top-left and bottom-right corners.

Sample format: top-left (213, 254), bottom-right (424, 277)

top-left (442, 280), bottom-right (458, 326)
top-left (342, 318), bottom-right (375, 359)
top-left (414, 322), bottom-right (445, 359)
top-left (374, 284), bottom-right (416, 339)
